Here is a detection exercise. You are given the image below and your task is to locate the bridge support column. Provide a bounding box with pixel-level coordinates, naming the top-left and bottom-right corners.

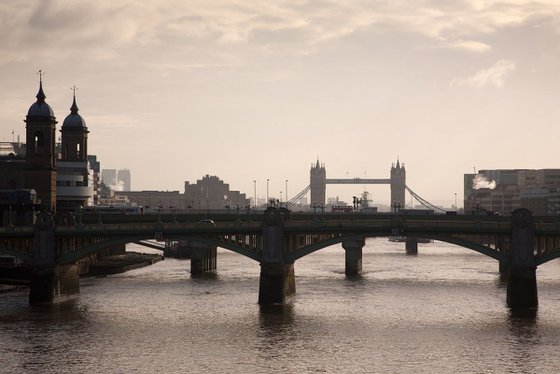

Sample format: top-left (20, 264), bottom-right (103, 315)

top-left (499, 260), bottom-right (510, 275)
top-left (507, 209), bottom-right (538, 308)
top-left (259, 207), bottom-right (294, 305)
top-left (405, 237), bottom-right (418, 255)
top-left (342, 238), bottom-right (364, 276)
top-left (28, 212), bottom-right (80, 303)
top-left (258, 263), bottom-right (295, 305)
top-left (29, 264), bottom-right (80, 303)
top-left (190, 241), bottom-right (217, 276)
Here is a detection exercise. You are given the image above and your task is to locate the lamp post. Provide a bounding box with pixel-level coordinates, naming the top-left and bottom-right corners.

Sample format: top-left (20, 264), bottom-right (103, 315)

top-left (285, 179), bottom-right (288, 207)
top-left (253, 180), bottom-right (257, 209)
top-left (266, 179), bottom-right (270, 207)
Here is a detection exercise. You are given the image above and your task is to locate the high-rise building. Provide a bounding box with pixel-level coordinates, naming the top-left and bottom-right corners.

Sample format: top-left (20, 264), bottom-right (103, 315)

top-left (118, 169), bottom-right (131, 191)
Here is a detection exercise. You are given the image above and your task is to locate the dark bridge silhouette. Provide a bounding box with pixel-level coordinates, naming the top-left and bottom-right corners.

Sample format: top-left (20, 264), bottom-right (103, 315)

top-left (1, 208), bottom-right (557, 308)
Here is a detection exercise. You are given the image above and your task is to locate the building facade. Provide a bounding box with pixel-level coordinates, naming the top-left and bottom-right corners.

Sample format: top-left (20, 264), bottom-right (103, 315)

top-left (465, 169), bottom-right (560, 215)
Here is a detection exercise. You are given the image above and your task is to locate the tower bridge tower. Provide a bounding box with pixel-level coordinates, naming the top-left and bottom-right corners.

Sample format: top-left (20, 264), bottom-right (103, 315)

top-left (390, 159), bottom-right (406, 208)
top-left (310, 159), bottom-right (326, 206)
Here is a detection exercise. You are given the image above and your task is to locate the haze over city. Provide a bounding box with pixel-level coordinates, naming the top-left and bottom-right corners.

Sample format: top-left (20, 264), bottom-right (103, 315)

top-left (2, 1), bottom-right (560, 207)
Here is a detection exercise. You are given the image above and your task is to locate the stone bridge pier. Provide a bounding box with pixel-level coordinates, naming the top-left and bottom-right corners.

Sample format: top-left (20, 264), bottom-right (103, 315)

top-left (189, 240), bottom-right (217, 276)
top-left (258, 208), bottom-right (295, 305)
top-left (342, 237), bottom-right (364, 276)
top-left (507, 209), bottom-right (538, 308)
top-left (29, 213), bottom-right (80, 303)
top-left (405, 237), bottom-right (418, 255)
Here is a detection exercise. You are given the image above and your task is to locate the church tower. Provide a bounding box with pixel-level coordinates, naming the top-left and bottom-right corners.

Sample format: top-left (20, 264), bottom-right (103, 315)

top-left (310, 159), bottom-right (326, 206)
top-left (390, 158), bottom-right (406, 209)
top-left (24, 72), bottom-right (57, 212)
top-left (61, 88), bottom-right (88, 162)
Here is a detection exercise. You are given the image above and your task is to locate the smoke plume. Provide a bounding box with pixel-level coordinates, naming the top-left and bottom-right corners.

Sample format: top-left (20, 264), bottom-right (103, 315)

top-left (472, 174), bottom-right (496, 190)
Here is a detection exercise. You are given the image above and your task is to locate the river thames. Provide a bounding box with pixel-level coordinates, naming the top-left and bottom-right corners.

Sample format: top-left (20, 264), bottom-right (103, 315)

top-left (1, 238), bottom-right (560, 373)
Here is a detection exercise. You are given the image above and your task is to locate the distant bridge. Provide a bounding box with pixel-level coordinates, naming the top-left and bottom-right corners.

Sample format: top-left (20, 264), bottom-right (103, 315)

top-left (0, 208), bottom-right (554, 308)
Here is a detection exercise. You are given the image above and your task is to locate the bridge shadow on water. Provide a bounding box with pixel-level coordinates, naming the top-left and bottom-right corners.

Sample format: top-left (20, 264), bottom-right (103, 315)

top-left (190, 272), bottom-right (219, 281)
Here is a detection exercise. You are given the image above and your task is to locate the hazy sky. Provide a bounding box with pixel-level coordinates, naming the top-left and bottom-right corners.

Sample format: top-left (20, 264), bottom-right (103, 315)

top-left (2, 0), bottom-right (560, 207)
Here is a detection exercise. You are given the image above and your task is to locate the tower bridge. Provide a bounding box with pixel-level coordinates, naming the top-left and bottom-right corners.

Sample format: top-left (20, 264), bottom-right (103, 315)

top-left (294, 158), bottom-right (441, 212)
top-left (309, 158), bottom-right (406, 208)
top-left (2, 208), bottom-right (559, 309)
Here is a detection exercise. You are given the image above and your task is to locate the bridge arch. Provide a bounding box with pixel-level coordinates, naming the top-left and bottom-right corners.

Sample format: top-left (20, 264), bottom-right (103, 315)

top-left (0, 246), bottom-right (35, 263)
top-left (285, 232), bottom-right (507, 263)
top-left (56, 235), bottom-right (261, 264)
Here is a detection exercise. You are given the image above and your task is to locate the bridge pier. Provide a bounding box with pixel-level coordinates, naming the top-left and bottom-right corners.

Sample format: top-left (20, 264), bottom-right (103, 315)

top-left (29, 264), bottom-right (80, 303)
top-left (342, 237), bottom-right (364, 276)
top-left (189, 241), bottom-right (217, 275)
top-left (27, 212), bottom-right (80, 303)
top-left (258, 263), bottom-right (295, 305)
top-left (506, 209), bottom-right (538, 308)
top-left (258, 208), bottom-right (295, 305)
top-left (405, 237), bottom-right (418, 255)
top-left (499, 260), bottom-right (510, 275)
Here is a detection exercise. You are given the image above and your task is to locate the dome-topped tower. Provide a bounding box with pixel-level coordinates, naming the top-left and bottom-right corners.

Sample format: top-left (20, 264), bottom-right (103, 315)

top-left (27, 76), bottom-right (55, 118)
top-left (62, 92), bottom-right (86, 128)
top-left (61, 87), bottom-right (89, 162)
top-left (24, 71), bottom-right (58, 212)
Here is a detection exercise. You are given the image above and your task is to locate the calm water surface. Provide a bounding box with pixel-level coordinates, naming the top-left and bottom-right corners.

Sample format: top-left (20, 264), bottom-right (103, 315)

top-left (2, 238), bottom-right (560, 373)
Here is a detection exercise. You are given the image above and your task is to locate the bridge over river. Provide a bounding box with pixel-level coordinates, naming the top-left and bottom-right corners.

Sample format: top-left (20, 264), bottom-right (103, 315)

top-left (1, 208), bottom-right (559, 308)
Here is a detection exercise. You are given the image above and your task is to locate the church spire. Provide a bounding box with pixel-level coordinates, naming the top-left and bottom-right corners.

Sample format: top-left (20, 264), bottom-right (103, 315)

top-left (70, 86), bottom-right (79, 115)
top-left (36, 70), bottom-right (46, 103)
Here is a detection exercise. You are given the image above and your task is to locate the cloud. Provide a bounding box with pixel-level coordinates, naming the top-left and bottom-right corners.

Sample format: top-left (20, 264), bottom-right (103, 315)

top-left (449, 39), bottom-right (492, 53)
top-left (450, 59), bottom-right (517, 88)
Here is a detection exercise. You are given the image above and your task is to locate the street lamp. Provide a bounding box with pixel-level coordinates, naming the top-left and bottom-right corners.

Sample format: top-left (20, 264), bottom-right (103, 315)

top-left (253, 180), bottom-right (257, 209)
top-left (285, 179), bottom-right (288, 207)
top-left (266, 179), bottom-right (270, 207)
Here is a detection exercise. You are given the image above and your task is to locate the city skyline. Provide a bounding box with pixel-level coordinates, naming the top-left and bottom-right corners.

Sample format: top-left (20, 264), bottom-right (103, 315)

top-left (2, 1), bottom-right (560, 207)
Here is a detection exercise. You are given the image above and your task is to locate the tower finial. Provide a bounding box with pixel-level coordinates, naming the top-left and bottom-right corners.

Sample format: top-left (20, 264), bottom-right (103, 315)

top-left (70, 85), bottom-right (79, 114)
top-left (35, 69), bottom-right (46, 102)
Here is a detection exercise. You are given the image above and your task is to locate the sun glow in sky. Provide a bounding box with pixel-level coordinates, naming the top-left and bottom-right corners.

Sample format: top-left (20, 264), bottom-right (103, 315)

top-left (2, 1), bottom-right (560, 207)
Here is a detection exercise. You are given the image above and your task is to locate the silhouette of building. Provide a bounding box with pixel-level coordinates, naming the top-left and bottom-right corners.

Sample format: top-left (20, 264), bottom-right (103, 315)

top-left (184, 175), bottom-right (249, 210)
top-left (56, 90), bottom-right (93, 211)
top-left (310, 159), bottom-right (326, 206)
top-left (390, 159), bottom-right (406, 209)
top-left (0, 77), bottom-right (96, 213)
top-left (23, 77), bottom-right (58, 212)
top-left (114, 190), bottom-right (183, 211)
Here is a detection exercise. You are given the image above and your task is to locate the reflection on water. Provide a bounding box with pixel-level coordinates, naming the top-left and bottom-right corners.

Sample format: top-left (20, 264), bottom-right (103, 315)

top-left (1, 239), bottom-right (560, 373)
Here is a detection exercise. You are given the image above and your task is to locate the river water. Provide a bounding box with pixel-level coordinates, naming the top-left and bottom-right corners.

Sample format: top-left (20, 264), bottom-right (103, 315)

top-left (1, 238), bottom-right (560, 373)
